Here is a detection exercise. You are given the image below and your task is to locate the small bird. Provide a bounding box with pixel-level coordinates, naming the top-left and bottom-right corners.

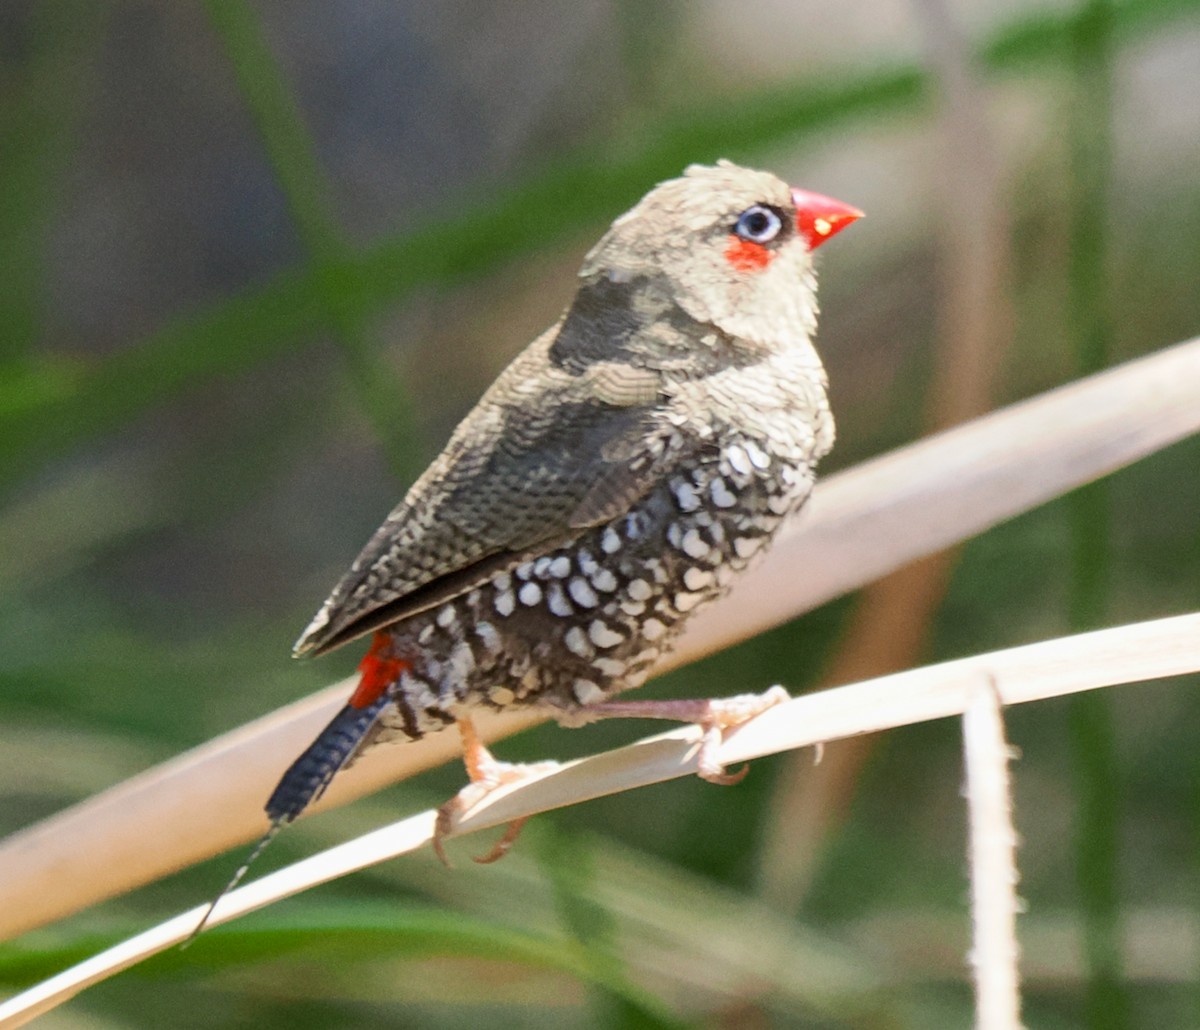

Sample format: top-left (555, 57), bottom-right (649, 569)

top-left (195, 161), bottom-right (859, 933)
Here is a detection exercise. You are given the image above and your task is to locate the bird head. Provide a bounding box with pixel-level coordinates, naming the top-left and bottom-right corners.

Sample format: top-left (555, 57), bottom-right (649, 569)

top-left (579, 160), bottom-right (861, 353)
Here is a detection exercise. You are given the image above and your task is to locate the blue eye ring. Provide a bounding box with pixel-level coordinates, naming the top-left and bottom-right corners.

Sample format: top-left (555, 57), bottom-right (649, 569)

top-left (734, 204), bottom-right (783, 244)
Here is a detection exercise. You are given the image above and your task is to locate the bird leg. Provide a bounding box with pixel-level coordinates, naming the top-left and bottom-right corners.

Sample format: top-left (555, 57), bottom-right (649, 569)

top-left (433, 687), bottom-right (787, 863)
top-left (559, 686), bottom-right (790, 785)
top-left (433, 716), bottom-right (555, 866)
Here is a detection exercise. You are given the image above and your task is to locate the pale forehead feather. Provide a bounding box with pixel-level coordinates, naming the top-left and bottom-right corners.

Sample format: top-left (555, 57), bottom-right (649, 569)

top-left (612, 161), bottom-right (793, 235)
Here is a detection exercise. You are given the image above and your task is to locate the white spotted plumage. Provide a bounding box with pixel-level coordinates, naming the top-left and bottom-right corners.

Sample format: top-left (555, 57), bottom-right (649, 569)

top-left (265, 160), bottom-right (855, 834)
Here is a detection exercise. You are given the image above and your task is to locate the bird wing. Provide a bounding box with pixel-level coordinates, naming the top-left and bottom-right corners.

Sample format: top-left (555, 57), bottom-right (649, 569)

top-left (293, 329), bottom-right (688, 657)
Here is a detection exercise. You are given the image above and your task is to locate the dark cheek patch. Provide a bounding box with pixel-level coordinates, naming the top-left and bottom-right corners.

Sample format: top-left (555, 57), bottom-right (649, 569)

top-left (724, 235), bottom-right (773, 272)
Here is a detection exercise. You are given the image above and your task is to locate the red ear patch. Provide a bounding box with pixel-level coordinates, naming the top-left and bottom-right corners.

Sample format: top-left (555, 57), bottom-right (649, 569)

top-left (724, 235), bottom-right (774, 272)
top-left (350, 631), bottom-right (411, 708)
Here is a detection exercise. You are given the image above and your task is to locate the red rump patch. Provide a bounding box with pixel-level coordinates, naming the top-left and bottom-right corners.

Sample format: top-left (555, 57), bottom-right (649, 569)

top-left (349, 631), bottom-right (410, 709)
top-left (723, 235), bottom-right (773, 272)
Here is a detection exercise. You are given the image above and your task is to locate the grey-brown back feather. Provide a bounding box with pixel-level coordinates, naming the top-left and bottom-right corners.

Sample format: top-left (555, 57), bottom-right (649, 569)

top-left (293, 312), bottom-right (698, 657)
top-left (293, 161), bottom-right (819, 658)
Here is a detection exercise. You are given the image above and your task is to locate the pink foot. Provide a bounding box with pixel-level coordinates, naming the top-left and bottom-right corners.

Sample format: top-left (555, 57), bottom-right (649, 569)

top-left (563, 686), bottom-right (790, 785)
top-left (433, 717), bottom-right (556, 865)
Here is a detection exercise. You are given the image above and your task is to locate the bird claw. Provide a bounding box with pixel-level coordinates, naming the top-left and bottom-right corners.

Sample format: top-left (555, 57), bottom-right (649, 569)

top-left (432, 688), bottom-right (789, 861)
top-left (470, 816), bottom-right (531, 864)
top-left (693, 686), bottom-right (789, 784)
top-left (433, 717), bottom-right (555, 865)
top-left (696, 723), bottom-right (751, 785)
top-left (433, 764), bottom-right (536, 867)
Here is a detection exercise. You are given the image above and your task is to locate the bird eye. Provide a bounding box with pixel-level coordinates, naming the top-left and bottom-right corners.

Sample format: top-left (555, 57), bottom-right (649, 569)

top-left (733, 204), bottom-right (782, 244)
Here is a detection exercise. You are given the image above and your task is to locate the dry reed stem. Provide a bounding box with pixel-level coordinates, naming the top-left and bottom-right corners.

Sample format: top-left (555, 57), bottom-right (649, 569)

top-left (0, 337), bottom-right (1197, 943)
top-left (964, 680), bottom-right (1023, 1030)
top-left (1, 612), bottom-right (1197, 1027)
top-left (754, 0), bottom-right (1016, 909)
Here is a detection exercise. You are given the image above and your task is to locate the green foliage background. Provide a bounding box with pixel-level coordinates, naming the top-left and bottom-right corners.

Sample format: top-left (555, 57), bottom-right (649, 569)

top-left (1, 1), bottom-right (1199, 1026)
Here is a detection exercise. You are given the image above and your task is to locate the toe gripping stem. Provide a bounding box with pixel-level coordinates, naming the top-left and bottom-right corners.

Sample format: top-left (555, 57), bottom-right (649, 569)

top-left (433, 717), bottom-right (549, 866)
top-left (564, 686), bottom-right (791, 784)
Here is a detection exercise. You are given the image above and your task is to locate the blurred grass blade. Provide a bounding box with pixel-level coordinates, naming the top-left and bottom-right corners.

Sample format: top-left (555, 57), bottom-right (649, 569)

top-left (0, 336), bottom-right (1197, 944)
top-left (405, 828), bottom-right (892, 1020)
top-left (204, 0), bottom-right (422, 477)
top-left (1063, 2), bottom-right (1129, 1025)
top-left (0, 0), bottom-right (1196, 490)
top-left (1, 612), bottom-right (1198, 1027)
top-left (0, 1), bottom-right (104, 367)
top-left (0, 906), bottom-right (683, 1028)
top-left (204, 0), bottom-right (341, 260)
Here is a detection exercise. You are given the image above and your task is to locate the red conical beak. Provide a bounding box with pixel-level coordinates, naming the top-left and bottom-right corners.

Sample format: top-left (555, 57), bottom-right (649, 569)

top-left (791, 187), bottom-right (863, 250)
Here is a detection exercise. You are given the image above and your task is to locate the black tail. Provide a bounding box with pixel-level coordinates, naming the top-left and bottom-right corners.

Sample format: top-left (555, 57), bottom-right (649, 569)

top-left (266, 698), bottom-right (389, 823)
top-left (186, 698), bottom-right (388, 944)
